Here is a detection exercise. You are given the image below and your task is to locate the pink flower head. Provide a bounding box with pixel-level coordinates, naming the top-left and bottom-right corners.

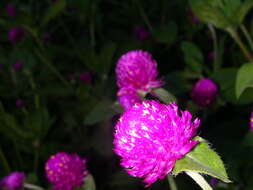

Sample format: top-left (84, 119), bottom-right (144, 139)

top-left (79, 72), bottom-right (92, 84)
top-left (0, 172), bottom-right (25, 190)
top-left (117, 88), bottom-right (142, 110)
top-left (250, 112), bottom-right (253, 132)
top-left (13, 61), bottom-right (24, 71)
top-left (191, 78), bottom-right (218, 107)
top-left (113, 100), bottom-right (200, 186)
top-left (8, 27), bottom-right (25, 43)
top-left (6, 4), bottom-right (17, 17)
top-left (45, 152), bottom-right (88, 190)
top-left (133, 27), bottom-right (150, 41)
top-left (116, 50), bottom-right (163, 92)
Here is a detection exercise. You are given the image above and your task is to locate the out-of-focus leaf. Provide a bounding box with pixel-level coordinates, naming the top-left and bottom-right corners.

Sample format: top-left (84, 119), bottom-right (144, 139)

top-left (173, 137), bottom-right (231, 183)
top-left (99, 43), bottom-right (117, 75)
top-left (82, 174), bottom-right (96, 190)
top-left (152, 88), bottom-right (177, 103)
top-left (42, 0), bottom-right (66, 26)
top-left (154, 22), bottom-right (177, 45)
top-left (84, 101), bottom-right (118, 125)
top-left (236, 0), bottom-right (253, 24)
top-left (236, 63), bottom-right (253, 99)
top-left (190, 0), bottom-right (231, 29)
top-left (181, 41), bottom-right (203, 75)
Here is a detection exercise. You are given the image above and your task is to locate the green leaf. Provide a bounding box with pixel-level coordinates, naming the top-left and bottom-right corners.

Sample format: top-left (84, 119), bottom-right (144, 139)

top-left (152, 88), bottom-right (177, 103)
top-left (181, 41), bottom-right (203, 75)
top-left (154, 22), bottom-right (178, 45)
top-left (236, 0), bottom-right (253, 24)
top-left (190, 0), bottom-right (231, 29)
top-left (83, 174), bottom-right (96, 190)
top-left (84, 101), bottom-right (118, 125)
top-left (42, 0), bottom-right (66, 26)
top-left (173, 137), bottom-right (231, 183)
top-left (236, 63), bottom-right (253, 98)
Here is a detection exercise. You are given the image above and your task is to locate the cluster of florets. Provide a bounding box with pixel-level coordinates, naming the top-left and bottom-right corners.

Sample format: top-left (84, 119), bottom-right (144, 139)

top-left (191, 78), bottom-right (218, 107)
top-left (113, 100), bottom-right (200, 186)
top-left (0, 172), bottom-right (25, 190)
top-left (115, 50), bottom-right (163, 110)
top-left (45, 152), bottom-right (88, 190)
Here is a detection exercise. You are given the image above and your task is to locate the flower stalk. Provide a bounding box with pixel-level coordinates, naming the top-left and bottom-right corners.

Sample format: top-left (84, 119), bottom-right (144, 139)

top-left (186, 171), bottom-right (212, 190)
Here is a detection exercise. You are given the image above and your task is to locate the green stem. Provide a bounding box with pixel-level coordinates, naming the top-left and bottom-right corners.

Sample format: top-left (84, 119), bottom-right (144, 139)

top-left (240, 25), bottom-right (253, 52)
top-left (23, 26), bottom-right (73, 90)
top-left (227, 28), bottom-right (253, 63)
top-left (24, 70), bottom-right (40, 109)
top-left (186, 171), bottom-right (212, 190)
top-left (0, 146), bottom-right (11, 173)
top-left (24, 183), bottom-right (44, 190)
top-left (34, 49), bottom-right (72, 90)
top-left (208, 24), bottom-right (219, 71)
top-left (134, 0), bottom-right (154, 33)
top-left (167, 175), bottom-right (178, 190)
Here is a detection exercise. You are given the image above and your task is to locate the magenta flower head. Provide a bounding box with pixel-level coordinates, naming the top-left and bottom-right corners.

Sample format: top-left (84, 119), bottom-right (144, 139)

top-left (8, 27), bottom-right (25, 43)
top-left (0, 172), bottom-right (25, 190)
top-left (250, 112), bottom-right (253, 131)
top-left (113, 100), bottom-right (200, 186)
top-left (133, 27), bottom-right (150, 41)
top-left (6, 4), bottom-right (17, 17)
top-left (16, 99), bottom-right (25, 108)
top-left (45, 152), bottom-right (88, 190)
top-left (117, 88), bottom-right (142, 110)
top-left (13, 61), bottom-right (24, 71)
top-left (79, 72), bottom-right (92, 84)
top-left (191, 78), bottom-right (219, 107)
top-left (116, 50), bottom-right (163, 92)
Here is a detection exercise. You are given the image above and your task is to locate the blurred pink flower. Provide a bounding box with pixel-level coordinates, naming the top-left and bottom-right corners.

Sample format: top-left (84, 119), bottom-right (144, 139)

top-left (117, 88), bottom-right (142, 110)
top-left (191, 78), bottom-right (218, 107)
top-left (114, 100), bottom-right (200, 186)
top-left (133, 27), bottom-right (150, 41)
top-left (0, 172), bottom-right (25, 190)
top-left (6, 4), bottom-right (17, 17)
top-left (45, 152), bottom-right (88, 190)
top-left (16, 99), bottom-right (25, 108)
top-left (8, 27), bottom-right (25, 43)
top-left (250, 112), bottom-right (253, 131)
top-left (116, 50), bottom-right (163, 92)
top-left (13, 61), bottom-right (24, 71)
top-left (79, 72), bottom-right (92, 84)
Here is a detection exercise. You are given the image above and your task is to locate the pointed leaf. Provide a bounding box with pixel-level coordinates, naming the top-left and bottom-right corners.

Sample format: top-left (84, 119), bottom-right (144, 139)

top-left (236, 63), bottom-right (253, 98)
top-left (181, 41), bottom-right (204, 75)
top-left (42, 0), bottom-right (66, 26)
top-left (152, 88), bottom-right (177, 103)
top-left (190, 0), bottom-right (231, 30)
top-left (84, 101), bottom-right (117, 125)
top-left (83, 174), bottom-right (96, 190)
top-left (173, 137), bottom-right (231, 183)
top-left (236, 0), bottom-right (253, 24)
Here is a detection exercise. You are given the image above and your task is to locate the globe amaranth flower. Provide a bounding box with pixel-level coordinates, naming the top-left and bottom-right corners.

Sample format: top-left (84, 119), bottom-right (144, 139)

top-left (250, 112), bottom-right (253, 131)
top-left (117, 87), bottom-right (142, 110)
top-left (79, 72), bottom-right (92, 84)
top-left (133, 27), bottom-right (150, 41)
top-left (113, 100), bottom-right (200, 186)
top-left (13, 61), bottom-right (24, 71)
top-left (116, 50), bottom-right (163, 92)
top-left (8, 27), bottom-right (25, 43)
top-left (45, 152), bottom-right (88, 190)
top-left (0, 172), bottom-right (25, 190)
top-left (191, 78), bottom-right (218, 107)
top-left (6, 4), bottom-right (17, 17)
